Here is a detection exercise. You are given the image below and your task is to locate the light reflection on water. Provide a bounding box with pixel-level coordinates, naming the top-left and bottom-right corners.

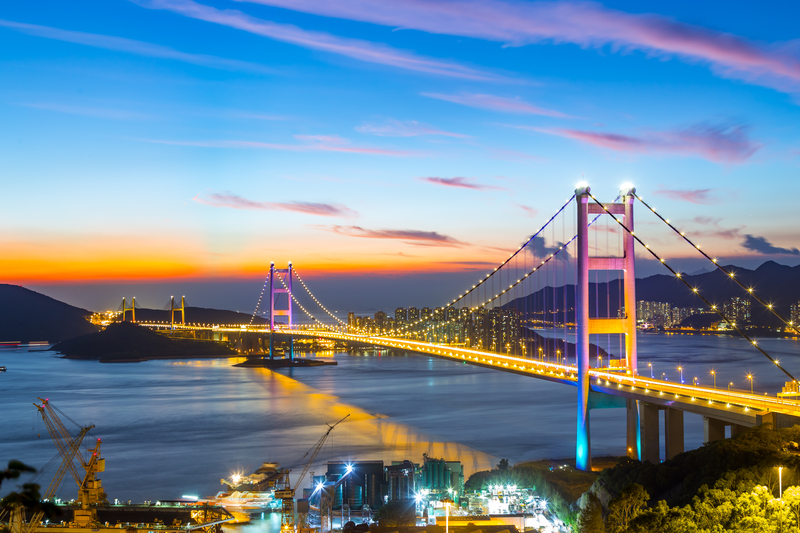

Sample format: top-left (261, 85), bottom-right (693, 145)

top-left (1, 332), bottom-right (798, 506)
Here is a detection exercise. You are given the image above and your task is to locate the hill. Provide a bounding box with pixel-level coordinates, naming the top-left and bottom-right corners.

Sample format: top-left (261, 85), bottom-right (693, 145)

top-left (505, 261), bottom-right (800, 327)
top-left (52, 322), bottom-right (236, 361)
top-left (0, 284), bottom-right (99, 343)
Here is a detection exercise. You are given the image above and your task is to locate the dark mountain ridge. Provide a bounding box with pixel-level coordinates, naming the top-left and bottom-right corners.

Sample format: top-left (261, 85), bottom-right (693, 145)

top-left (0, 284), bottom-right (99, 343)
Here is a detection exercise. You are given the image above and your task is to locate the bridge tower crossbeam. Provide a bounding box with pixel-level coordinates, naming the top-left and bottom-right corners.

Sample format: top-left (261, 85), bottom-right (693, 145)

top-left (576, 186), bottom-right (639, 471)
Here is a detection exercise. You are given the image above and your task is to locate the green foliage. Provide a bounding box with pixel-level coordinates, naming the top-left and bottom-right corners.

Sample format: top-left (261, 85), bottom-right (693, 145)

top-left (0, 460), bottom-right (62, 530)
top-left (373, 500), bottom-right (416, 527)
top-left (497, 458), bottom-right (509, 471)
top-left (606, 484), bottom-right (648, 533)
top-left (600, 424), bottom-right (800, 506)
top-left (577, 492), bottom-right (604, 533)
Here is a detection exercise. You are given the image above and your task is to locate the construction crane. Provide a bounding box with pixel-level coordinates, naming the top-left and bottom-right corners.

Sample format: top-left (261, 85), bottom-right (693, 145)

top-left (27, 398), bottom-right (106, 533)
top-left (275, 414), bottom-right (349, 533)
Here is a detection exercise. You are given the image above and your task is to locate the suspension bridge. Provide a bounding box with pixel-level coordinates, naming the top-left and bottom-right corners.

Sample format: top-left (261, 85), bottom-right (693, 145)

top-left (134, 186), bottom-right (800, 471)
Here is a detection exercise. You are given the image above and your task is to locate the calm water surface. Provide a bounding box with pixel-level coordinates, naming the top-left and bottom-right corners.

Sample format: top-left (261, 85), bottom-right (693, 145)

top-left (1, 333), bottom-right (799, 508)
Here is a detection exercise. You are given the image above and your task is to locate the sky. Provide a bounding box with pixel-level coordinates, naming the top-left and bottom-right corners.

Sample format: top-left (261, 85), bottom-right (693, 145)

top-left (1, 0), bottom-right (800, 314)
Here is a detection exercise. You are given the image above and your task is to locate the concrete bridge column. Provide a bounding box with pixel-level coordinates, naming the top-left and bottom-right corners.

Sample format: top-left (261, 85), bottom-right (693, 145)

top-left (640, 402), bottom-right (660, 464)
top-left (731, 423), bottom-right (748, 437)
top-left (665, 408), bottom-right (684, 459)
top-left (575, 188), bottom-right (591, 471)
top-left (626, 400), bottom-right (639, 459)
top-left (704, 417), bottom-right (726, 443)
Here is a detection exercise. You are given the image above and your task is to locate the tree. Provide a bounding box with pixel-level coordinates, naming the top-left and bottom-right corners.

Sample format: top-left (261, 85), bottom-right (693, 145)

top-left (576, 492), bottom-right (604, 533)
top-left (607, 483), bottom-right (648, 533)
top-left (374, 501), bottom-right (416, 527)
top-left (497, 459), bottom-right (509, 471)
top-left (1, 460), bottom-right (61, 533)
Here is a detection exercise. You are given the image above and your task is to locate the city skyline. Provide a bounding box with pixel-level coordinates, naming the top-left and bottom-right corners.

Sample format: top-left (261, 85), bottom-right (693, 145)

top-left (2, 0), bottom-right (799, 311)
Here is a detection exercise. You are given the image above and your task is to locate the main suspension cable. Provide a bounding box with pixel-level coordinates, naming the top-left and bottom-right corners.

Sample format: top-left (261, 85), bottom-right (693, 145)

top-left (276, 272), bottom-right (333, 330)
top-left (249, 273), bottom-right (270, 325)
top-left (386, 195), bottom-right (576, 337)
top-left (589, 192), bottom-right (797, 383)
top-left (634, 192), bottom-right (799, 335)
top-left (292, 268), bottom-right (347, 326)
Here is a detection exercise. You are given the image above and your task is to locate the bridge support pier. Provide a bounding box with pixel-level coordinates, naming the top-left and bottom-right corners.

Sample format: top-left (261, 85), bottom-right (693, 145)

top-left (640, 402), bottom-right (660, 464)
top-left (626, 400), bottom-right (639, 459)
top-left (665, 408), bottom-right (685, 459)
top-left (704, 416), bottom-right (726, 443)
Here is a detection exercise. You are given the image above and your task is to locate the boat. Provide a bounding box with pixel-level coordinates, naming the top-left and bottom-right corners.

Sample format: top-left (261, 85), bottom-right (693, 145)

top-left (0, 366), bottom-right (6, 372)
top-left (222, 462), bottom-right (291, 493)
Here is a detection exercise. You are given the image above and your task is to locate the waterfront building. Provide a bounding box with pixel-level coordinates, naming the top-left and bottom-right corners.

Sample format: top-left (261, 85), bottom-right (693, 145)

top-left (408, 307), bottom-right (420, 321)
top-left (395, 307), bottom-right (407, 323)
top-left (421, 307), bottom-right (432, 321)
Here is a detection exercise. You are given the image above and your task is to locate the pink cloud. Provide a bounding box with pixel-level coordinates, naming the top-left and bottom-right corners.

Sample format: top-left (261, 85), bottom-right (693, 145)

top-left (233, 0), bottom-right (800, 95)
top-left (326, 226), bottom-right (465, 246)
top-left (142, 136), bottom-right (415, 156)
top-left (539, 123), bottom-right (760, 163)
top-left (133, 0), bottom-right (505, 81)
top-left (517, 205), bottom-right (538, 218)
top-left (654, 189), bottom-right (718, 205)
top-left (356, 119), bottom-right (470, 138)
top-left (419, 176), bottom-right (504, 191)
top-left (0, 18), bottom-right (274, 74)
top-left (423, 93), bottom-right (568, 118)
top-left (194, 192), bottom-right (356, 217)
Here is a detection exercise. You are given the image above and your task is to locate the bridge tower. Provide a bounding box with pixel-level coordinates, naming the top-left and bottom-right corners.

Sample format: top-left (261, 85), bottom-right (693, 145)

top-left (121, 297), bottom-right (136, 323)
top-left (575, 186), bottom-right (638, 471)
top-left (170, 296), bottom-right (185, 328)
top-left (268, 262), bottom-right (294, 361)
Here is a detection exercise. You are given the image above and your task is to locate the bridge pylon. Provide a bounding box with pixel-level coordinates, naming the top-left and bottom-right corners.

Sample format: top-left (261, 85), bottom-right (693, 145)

top-left (121, 297), bottom-right (136, 323)
top-left (575, 186), bottom-right (639, 471)
top-left (170, 296), bottom-right (185, 328)
top-left (269, 262), bottom-right (294, 361)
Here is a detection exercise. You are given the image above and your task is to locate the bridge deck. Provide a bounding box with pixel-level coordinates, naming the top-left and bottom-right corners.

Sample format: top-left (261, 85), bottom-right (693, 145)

top-left (140, 323), bottom-right (800, 424)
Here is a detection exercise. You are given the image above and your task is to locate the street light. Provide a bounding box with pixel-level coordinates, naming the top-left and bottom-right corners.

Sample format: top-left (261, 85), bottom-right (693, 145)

top-left (693, 377), bottom-right (698, 386)
top-left (780, 466), bottom-right (784, 499)
top-left (678, 366), bottom-right (684, 383)
top-left (710, 370), bottom-right (716, 389)
top-left (729, 382), bottom-right (734, 405)
top-left (747, 374), bottom-right (753, 394)
top-left (648, 362), bottom-right (653, 378)
top-left (441, 497), bottom-right (454, 533)
top-left (661, 372), bottom-right (667, 381)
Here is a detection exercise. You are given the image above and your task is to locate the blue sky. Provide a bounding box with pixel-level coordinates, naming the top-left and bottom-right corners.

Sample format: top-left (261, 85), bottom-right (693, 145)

top-left (1, 0), bottom-right (799, 312)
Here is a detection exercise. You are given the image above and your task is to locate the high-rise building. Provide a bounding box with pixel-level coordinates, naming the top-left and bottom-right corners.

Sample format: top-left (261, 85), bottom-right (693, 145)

top-left (348, 312), bottom-right (356, 328)
top-left (408, 307), bottom-right (420, 321)
top-left (395, 307), bottom-right (408, 322)
top-left (434, 307), bottom-right (445, 321)
top-left (791, 301), bottom-right (800, 331)
top-left (421, 307), bottom-right (432, 321)
top-left (375, 311), bottom-right (387, 322)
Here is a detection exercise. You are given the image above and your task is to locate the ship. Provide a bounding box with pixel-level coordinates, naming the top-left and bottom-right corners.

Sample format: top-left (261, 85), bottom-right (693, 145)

top-left (221, 462), bottom-right (290, 493)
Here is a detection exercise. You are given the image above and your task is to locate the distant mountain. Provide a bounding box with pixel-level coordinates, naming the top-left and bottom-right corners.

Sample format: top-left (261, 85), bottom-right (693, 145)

top-left (505, 261), bottom-right (800, 327)
top-left (0, 284), bottom-right (99, 343)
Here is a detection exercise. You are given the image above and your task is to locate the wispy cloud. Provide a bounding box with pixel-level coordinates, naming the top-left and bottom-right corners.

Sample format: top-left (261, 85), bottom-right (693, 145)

top-left (357, 119), bottom-right (470, 138)
top-left (423, 93), bottom-right (568, 118)
top-left (418, 176), bottom-right (504, 191)
top-left (18, 102), bottom-right (152, 120)
top-left (235, 0), bottom-right (800, 95)
top-left (0, 18), bottom-right (274, 74)
top-left (325, 225), bottom-right (465, 246)
top-left (142, 135), bottom-right (415, 156)
top-left (194, 192), bottom-right (356, 217)
top-left (133, 0), bottom-right (505, 81)
top-left (538, 123), bottom-right (760, 163)
top-left (654, 188), bottom-right (718, 205)
top-left (742, 234), bottom-right (800, 255)
top-left (517, 205), bottom-right (538, 218)
top-left (690, 216), bottom-right (741, 240)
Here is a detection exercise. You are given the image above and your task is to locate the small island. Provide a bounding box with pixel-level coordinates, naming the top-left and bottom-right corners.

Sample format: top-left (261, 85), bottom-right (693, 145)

top-left (52, 322), bottom-right (237, 362)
